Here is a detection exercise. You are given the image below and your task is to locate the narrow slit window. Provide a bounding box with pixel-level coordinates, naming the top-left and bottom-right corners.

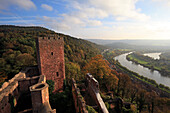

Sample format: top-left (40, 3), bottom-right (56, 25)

top-left (51, 52), bottom-right (53, 55)
top-left (56, 72), bottom-right (59, 77)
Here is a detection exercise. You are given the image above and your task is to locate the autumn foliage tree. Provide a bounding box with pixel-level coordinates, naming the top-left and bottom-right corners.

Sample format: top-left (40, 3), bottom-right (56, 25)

top-left (65, 62), bottom-right (81, 85)
top-left (116, 73), bottom-right (131, 98)
top-left (145, 91), bottom-right (157, 113)
top-left (136, 89), bottom-right (147, 113)
top-left (83, 55), bottom-right (118, 90)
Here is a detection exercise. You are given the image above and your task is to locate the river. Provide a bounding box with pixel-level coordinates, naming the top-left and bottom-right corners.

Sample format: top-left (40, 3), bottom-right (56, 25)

top-left (114, 52), bottom-right (170, 87)
top-left (143, 53), bottom-right (161, 60)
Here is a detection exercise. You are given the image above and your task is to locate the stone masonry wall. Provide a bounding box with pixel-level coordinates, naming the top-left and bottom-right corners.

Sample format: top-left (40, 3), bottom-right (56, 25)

top-left (72, 78), bottom-right (88, 113)
top-left (0, 67), bottom-right (55, 113)
top-left (30, 83), bottom-right (56, 113)
top-left (23, 66), bottom-right (39, 77)
top-left (86, 73), bottom-right (109, 113)
top-left (0, 72), bottom-right (25, 113)
top-left (36, 36), bottom-right (65, 92)
top-left (18, 76), bottom-right (40, 94)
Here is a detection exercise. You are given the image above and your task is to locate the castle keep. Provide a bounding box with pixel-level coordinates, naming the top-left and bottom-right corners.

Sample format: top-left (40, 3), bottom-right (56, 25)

top-left (0, 35), bottom-right (65, 113)
top-left (0, 34), bottom-right (110, 113)
top-left (36, 35), bottom-right (65, 92)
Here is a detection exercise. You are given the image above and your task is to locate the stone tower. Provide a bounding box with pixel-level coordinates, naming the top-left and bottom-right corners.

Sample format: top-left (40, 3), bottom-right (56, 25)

top-left (36, 35), bottom-right (65, 92)
top-left (30, 83), bottom-right (49, 113)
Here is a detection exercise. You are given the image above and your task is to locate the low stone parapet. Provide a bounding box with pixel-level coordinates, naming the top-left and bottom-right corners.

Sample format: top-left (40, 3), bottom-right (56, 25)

top-left (86, 73), bottom-right (109, 113)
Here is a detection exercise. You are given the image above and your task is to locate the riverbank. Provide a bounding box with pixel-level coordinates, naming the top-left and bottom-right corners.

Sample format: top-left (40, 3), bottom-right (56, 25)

top-left (126, 52), bottom-right (170, 77)
top-left (104, 51), bottom-right (170, 94)
top-left (115, 61), bottom-right (170, 97)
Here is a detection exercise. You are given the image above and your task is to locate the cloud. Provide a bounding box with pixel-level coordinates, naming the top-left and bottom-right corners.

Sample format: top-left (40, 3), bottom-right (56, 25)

top-left (0, 0), bottom-right (36, 10)
top-left (40, 16), bottom-right (71, 31)
top-left (38, 0), bottom-right (152, 39)
top-left (89, 0), bottom-right (150, 21)
top-left (152, 0), bottom-right (170, 6)
top-left (40, 15), bottom-right (170, 40)
top-left (41, 4), bottom-right (53, 11)
top-left (66, 0), bottom-right (150, 21)
top-left (51, 0), bottom-right (150, 32)
top-left (74, 21), bottom-right (170, 40)
top-left (86, 20), bottom-right (102, 26)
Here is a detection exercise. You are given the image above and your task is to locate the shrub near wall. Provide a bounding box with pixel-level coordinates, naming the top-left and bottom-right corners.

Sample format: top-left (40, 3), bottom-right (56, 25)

top-left (86, 105), bottom-right (97, 113)
top-left (46, 80), bottom-right (54, 95)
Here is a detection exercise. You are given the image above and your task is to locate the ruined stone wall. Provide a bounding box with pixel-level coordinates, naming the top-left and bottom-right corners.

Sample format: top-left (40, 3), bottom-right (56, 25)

top-left (0, 66), bottom-right (55, 113)
top-left (18, 76), bottom-right (40, 94)
top-left (38, 102), bottom-right (56, 113)
top-left (23, 66), bottom-right (39, 77)
top-left (72, 78), bottom-right (88, 113)
top-left (0, 72), bottom-right (25, 113)
top-left (86, 73), bottom-right (109, 113)
top-left (36, 36), bottom-right (65, 92)
top-left (30, 83), bottom-right (56, 113)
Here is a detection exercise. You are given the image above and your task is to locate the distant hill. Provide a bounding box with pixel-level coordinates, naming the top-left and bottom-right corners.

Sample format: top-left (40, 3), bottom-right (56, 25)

top-left (0, 25), bottom-right (105, 84)
top-left (106, 42), bottom-right (135, 49)
top-left (87, 39), bottom-right (170, 51)
top-left (87, 39), bottom-right (170, 46)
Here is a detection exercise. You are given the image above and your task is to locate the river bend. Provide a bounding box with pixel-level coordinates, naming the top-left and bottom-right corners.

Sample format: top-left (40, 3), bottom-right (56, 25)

top-left (114, 52), bottom-right (170, 87)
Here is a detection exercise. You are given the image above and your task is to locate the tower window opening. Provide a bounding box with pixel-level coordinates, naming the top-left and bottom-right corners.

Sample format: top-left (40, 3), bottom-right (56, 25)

top-left (56, 72), bottom-right (59, 77)
top-left (51, 52), bottom-right (53, 55)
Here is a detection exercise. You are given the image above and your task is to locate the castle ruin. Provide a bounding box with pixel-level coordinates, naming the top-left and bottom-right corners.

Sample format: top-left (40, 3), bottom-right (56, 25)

top-left (72, 73), bottom-right (109, 113)
top-left (0, 35), bottom-right (110, 113)
top-left (0, 35), bottom-right (65, 113)
top-left (36, 35), bottom-right (65, 92)
top-left (0, 67), bottom-right (56, 113)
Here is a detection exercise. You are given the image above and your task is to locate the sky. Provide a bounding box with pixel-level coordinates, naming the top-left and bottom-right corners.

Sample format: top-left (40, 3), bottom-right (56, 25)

top-left (0, 0), bottom-right (170, 40)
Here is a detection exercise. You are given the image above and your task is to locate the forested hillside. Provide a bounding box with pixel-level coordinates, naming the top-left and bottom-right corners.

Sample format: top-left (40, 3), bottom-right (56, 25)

top-left (0, 25), bottom-right (105, 85)
top-left (0, 25), bottom-right (170, 113)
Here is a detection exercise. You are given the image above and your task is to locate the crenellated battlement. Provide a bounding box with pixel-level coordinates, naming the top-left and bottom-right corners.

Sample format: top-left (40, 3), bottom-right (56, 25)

top-left (0, 34), bottom-right (65, 112)
top-left (38, 35), bottom-right (64, 41)
top-left (36, 35), bottom-right (65, 92)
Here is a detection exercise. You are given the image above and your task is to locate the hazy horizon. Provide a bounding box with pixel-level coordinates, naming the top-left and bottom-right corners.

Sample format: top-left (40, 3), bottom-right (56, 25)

top-left (1, 0), bottom-right (170, 40)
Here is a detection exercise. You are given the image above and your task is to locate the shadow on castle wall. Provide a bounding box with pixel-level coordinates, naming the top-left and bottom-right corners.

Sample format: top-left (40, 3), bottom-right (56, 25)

top-left (0, 66), bottom-right (55, 113)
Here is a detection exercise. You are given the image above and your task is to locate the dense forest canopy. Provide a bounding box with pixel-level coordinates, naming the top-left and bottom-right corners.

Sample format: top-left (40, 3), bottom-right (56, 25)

top-left (0, 25), bottom-right (170, 113)
top-left (0, 25), bottom-right (105, 85)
